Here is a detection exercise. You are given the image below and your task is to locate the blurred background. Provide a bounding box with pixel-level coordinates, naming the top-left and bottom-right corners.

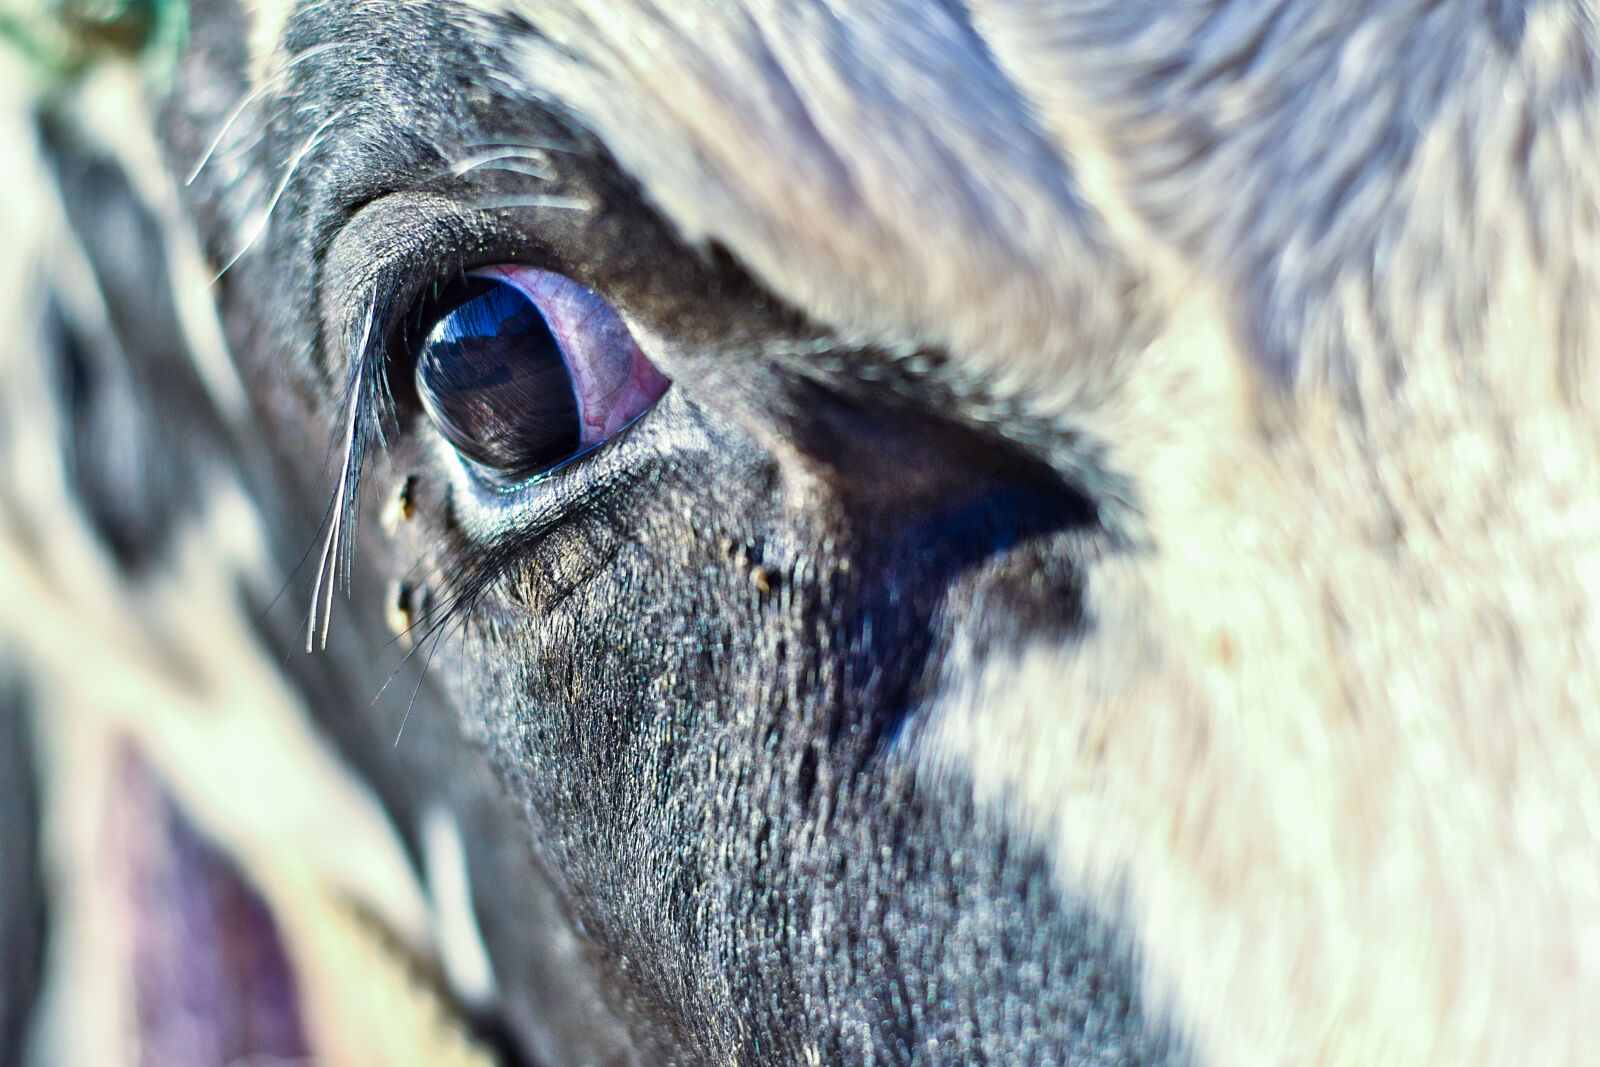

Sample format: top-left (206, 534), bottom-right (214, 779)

top-left (1, 5), bottom-right (506, 1064)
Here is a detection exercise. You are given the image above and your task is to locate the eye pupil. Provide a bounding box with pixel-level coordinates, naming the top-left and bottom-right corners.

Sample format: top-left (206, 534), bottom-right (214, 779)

top-left (414, 278), bottom-right (581, 481)
top-left (405, 265), bottom-right (671, 489)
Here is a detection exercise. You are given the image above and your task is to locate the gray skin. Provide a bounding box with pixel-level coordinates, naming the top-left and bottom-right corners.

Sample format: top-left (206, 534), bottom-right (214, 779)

top-left (79, 1), bottom-right (1184, 1065)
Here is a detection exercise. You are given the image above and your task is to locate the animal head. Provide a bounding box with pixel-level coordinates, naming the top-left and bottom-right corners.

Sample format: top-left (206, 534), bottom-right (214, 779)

top-left (5, 1), bottom-right (1597, 1064)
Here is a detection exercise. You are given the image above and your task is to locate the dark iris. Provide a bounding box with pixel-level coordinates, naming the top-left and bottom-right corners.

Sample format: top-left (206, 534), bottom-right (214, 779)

top-left (413, 278), bottom-right (581, 482)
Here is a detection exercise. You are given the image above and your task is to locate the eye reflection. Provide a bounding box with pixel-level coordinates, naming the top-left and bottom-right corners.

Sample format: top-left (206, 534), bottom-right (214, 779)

top-left (410, 267), bottom-right (669, 485)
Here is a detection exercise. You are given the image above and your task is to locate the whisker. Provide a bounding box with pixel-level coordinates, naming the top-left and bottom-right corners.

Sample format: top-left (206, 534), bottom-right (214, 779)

top-left (187, 41), bottom-right (361, 185)
top-left (186, 89), bottom-right (266, 187)
top-left (459, 193), bottom-right (594, 213)
top-left (392, 614), bottom-right (449, 747)
top-left (255, 492), bottom-right (340, 631)
top-left (214, 106), bottom-right (353, 282)
top-left (387, 583), bottom-right (484, 747)
top-left (371, 527), bottom-right (520, 744)
top-left (462, 160), bottom-right (560, 182)
top-left (448, 146), bottom-right (556, 181)
top-left (462, 138), bottom-right (577, 158)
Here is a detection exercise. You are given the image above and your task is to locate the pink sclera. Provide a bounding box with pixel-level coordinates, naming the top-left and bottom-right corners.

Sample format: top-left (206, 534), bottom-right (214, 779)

top-left (470, 265), bottom-right (670, 445)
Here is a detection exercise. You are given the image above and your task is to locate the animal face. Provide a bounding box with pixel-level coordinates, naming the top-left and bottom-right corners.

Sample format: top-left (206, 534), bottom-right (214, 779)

top-left (6, 1), bottom-right (1599, 1064)
top-left (168, 4), bottom-right (1158, 1061)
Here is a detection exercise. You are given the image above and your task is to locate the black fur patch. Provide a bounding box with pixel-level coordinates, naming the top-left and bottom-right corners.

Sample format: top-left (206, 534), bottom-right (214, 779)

top-left (0, 675), bottom-right (45, 1067)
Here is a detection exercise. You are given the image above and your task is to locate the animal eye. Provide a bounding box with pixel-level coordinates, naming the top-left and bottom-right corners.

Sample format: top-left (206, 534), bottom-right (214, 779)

top-left (410, 265), bottom-right (669, 485)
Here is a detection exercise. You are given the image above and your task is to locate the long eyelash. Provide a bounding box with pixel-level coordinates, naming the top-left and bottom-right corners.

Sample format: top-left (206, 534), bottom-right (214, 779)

top-left (303, 260), bottom-right (581, 675)
top-left (303, 264), bottom-right (492, 657)
top-left (306, 297), bottom-right (392, 651)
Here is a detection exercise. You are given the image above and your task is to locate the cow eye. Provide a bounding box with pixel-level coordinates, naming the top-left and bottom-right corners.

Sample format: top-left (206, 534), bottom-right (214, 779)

top-left (409, 265), bottom-right (669, 486)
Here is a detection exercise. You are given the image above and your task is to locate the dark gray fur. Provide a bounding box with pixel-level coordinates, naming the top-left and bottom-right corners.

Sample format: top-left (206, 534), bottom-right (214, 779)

top-left (0, 676), bottom-right (44, 1067)
top-left (147, 0), bottom-right (1180, 1063)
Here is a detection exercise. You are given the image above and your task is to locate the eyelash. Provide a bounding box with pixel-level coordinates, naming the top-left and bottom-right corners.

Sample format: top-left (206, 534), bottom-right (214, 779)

top-left (306, 297), bottom-right (393, 652)
top-left (304, 269), bottom-right (499, 655)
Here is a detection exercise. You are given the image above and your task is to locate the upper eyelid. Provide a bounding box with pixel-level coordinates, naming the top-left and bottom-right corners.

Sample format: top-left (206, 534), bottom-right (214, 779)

top-left (317, 191), bottom-right (560, 385)
top-left (312, 125), bottom-right (602, 360)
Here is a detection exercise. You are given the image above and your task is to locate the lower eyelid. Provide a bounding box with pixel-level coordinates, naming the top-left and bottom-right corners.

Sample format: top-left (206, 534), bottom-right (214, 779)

top-left (440, 388), bottom-right (681, 542)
